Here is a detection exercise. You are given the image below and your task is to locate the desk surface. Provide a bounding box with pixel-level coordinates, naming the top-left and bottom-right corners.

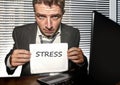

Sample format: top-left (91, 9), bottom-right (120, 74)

top-left (1, 75), bottom-right (120, 85)
top-left (0, 75), bottom-right (40, 85)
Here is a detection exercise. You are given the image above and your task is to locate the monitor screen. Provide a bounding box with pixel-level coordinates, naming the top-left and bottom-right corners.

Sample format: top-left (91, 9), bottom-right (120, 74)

top-left (89, 11), bottom-right (120, 85)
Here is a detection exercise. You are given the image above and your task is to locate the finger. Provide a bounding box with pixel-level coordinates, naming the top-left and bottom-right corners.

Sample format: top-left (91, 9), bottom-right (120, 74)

top-left (68, 47), bottom-right (82, 54)
top-left (72, 59), bottom-right (83, 64)
top-left (11, 58), bottom-right (30, 67)
top-left (12, 62), bottom-right (27, 67)
top-left (68, 47), bottom-right (79, 52)
top-left (68, 55), bottom-right (78, 60)
top-left (15, 54), bottom-right (31, 59)
top-left (11, 54), bottom-right (30, 63)
top-left (69, 55), bottom-right (84, 61)
top-left (68, 56), bottom-right (84, 64)
top-left (68, 51), bottom-right (78, 56)
top-left (13, 58), bottom-right (30, 63)
top-left (13, 49), bottom-right (31, 55)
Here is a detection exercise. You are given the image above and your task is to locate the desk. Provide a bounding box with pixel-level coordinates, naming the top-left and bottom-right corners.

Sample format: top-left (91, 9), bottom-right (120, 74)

top-left (1, 75), bottom-right (120, 85)
top-left (0, 74), bottom-right (84, 85)
top-left (0, 76), bottom-right (40, 85)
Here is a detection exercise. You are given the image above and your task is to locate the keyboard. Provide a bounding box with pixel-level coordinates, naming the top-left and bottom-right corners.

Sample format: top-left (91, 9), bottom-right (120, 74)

top-left (37, 73), bottom-right (73, 85)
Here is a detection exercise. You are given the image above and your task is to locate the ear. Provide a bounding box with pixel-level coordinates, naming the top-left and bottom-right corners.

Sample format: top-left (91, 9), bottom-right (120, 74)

top-left (62, 10), bottom-right (65, 15)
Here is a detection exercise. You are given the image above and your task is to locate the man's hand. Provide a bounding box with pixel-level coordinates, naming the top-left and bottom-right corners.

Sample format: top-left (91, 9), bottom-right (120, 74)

top-left (67, 47), bottom-right (84, 64)
top-left (10, 49), bottom-right (31, 67)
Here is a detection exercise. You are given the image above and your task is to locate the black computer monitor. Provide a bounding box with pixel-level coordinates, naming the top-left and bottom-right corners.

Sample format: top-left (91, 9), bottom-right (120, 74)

top-left (89, 11), bottom-right (120, 85)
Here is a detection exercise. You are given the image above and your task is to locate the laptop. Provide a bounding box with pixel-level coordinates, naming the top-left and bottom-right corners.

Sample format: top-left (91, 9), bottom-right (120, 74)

top-left (89, 11), bottom-right (120, 85)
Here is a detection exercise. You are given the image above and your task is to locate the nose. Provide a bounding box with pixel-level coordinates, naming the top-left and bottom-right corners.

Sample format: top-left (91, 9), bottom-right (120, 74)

top-left (45, 18), bottom-right (53, 30)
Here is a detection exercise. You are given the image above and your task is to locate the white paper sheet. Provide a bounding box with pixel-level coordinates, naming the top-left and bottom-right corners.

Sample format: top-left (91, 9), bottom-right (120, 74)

top-left (29, 43), bottom-right (68, 74)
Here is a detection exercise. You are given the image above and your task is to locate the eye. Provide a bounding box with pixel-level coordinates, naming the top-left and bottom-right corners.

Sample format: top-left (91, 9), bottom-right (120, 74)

top-left (35, 13), bottom-right (45, 20)
top-left (52, 15), bottom-right (62, 20)
top-left (52, 16), bottom-right (59, 19)
top-left (38, 15), bottom-right (45, 20)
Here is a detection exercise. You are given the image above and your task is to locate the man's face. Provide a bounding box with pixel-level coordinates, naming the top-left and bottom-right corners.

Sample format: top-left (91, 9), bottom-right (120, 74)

top-left (34, 4), bottom-right (63, 37)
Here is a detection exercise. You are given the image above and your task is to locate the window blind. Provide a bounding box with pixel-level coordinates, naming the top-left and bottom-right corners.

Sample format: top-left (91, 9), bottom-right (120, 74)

top-left (117, 0), bottom-right (120, 24)
top-left (63, 0), bottom-right (109, 60)
top-left (0, 0), bottom-right (110, 77)
top-left (0, 0), bottom-right (35, 77)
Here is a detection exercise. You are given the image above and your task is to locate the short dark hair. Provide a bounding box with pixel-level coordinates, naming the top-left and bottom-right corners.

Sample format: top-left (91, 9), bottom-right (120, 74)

top-left (32, 0), bottom-right (65, 13)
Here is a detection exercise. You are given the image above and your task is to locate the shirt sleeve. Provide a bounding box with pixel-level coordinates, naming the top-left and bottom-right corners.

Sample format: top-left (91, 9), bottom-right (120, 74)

top-left (6, 55), bottom-right (16, 70)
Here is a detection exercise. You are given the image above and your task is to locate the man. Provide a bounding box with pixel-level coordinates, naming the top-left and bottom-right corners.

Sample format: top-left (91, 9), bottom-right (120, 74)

top-left (5, 0), bottom-right (88, 83)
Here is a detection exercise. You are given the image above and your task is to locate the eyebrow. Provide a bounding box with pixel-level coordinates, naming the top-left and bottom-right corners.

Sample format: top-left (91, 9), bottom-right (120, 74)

top-left (35, 13), bottom-right (45, 16)
top-left (35, 13), bottom-right (62, 17)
